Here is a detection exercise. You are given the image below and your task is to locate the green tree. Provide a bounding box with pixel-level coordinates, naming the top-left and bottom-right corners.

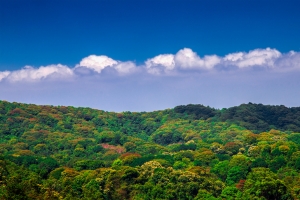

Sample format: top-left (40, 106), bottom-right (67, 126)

top-left (226, 166), bottom-right (247, 185)
top-left (220, 186), bottom-right (242, 200)
top-left (242, 168), bottom-right (292, 200)
top-left (211, 160), bottom-right (229, 181)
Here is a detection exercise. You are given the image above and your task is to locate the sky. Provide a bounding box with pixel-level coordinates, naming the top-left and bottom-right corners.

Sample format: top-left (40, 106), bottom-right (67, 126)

top-left (1, 0), bottom-right (300, 112)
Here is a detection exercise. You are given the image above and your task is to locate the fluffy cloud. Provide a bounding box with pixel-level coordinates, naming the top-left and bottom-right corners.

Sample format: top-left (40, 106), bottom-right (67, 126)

top-left (0, 71), bottom-right (10, 81)
top-left (76, 55), bottom-right (118, 73)
top-left (1, 48), bottom-right (300, 82)
top-left (223, 48), bottom-right (282, 68)
top-left (114, 61), bottom-right (138, 75)
top-left (0, 64), bottom-right (73, 82)
top-left (175, 48), bottom-right (221, 70)
top-left (76, 55), bottom-right (137, 75)
top-left (144, 47), bottom-right (298, 73)
top-left (275, 51), bottom-right (300, 71)
top-left (145, 54), bottom-right (175, 75)
top-left (145, 48), bottom-right (221, 74)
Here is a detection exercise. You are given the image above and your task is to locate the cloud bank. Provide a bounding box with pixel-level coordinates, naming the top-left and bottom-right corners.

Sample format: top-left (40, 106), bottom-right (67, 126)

top-left (1, 47), bottom-right (300, 111)
top-left (1, 47), bottom-right (300, 82)
top-left (0, 64), bottom-right (73, 82)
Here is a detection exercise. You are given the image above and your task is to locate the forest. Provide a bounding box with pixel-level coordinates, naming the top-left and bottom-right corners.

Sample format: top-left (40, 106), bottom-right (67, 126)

top-left (0, 100), bottom-right (300, 199)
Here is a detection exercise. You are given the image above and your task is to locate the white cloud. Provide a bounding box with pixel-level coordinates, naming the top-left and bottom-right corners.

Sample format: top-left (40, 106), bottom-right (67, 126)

top-left (76, 55), bottom-right (137, 75)
top-left (175, 48), bottom-right (221, 70)
top-left (1, 48), bottom-right (300, 112)
top-left (0, 64), bottom-right (73, 82)
top-left (145, 54), bottom-right (175, 75)
top-left (1, 48), bottom-right (300, 83)
top-left (224, 48), bottom-right (281, 68)
top-left (145, 48), bottom-right (221, 75)
top-left (0, 71), bottom-right (10, 81)
top-left (274, 51), bottom-right (300, 71)
top-left (76, 55), bottom-right (118, 73)
top-left (114, 61), bottom-right (137, 75)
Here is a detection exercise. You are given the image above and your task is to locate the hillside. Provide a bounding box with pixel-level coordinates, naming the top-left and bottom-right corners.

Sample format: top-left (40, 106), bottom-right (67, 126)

top-left (0, 100), bottom-right (300, 199)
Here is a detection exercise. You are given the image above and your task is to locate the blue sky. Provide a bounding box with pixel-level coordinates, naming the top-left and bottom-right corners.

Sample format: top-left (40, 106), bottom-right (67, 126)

top-left (1, 0), bottom-right (300, 111)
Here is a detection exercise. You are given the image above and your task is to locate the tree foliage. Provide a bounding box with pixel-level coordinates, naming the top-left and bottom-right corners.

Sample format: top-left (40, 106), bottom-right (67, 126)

top-left (0, 100), bottom-right (299, 199)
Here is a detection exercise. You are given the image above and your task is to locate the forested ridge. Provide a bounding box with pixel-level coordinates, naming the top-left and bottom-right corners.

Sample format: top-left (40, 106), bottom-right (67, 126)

top-left (0, 100), bottom-right (300, 199)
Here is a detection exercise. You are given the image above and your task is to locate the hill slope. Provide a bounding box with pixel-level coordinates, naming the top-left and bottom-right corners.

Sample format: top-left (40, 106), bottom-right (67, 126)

top-left (0, 100), bottom-right (300, 199)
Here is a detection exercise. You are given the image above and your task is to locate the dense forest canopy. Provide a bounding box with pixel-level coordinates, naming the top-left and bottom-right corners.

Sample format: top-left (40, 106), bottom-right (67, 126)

top-left (0, 100), bottom-right (300, 199)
